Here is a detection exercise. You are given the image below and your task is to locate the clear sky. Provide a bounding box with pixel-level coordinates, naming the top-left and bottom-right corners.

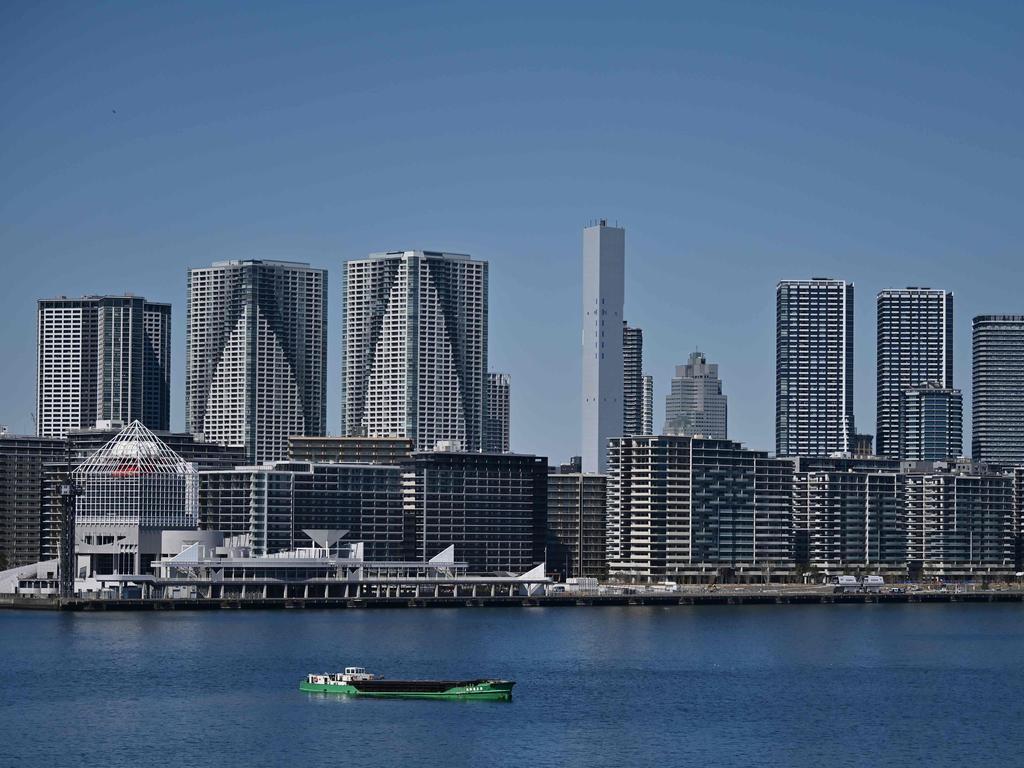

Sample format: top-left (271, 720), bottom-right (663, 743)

top-left (1, 1), bottom-right (1021, 462)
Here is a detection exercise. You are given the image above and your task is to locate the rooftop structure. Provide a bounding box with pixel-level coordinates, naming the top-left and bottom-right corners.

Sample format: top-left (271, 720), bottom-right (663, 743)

top-left (288, 435), bottom-right (414, 465)
top-left (144, 531), bottom-right (551, 600)
top-left (72, 421), bottom-right (198, 528)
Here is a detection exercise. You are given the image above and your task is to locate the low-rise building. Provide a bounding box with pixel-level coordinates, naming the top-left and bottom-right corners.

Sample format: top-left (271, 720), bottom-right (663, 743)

top-left (402, 450), bottom-right (547, 574)
top-left (199, 461), bottom-right (407, 561)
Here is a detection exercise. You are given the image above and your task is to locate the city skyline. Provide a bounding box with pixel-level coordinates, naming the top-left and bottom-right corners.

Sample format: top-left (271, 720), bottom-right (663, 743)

top-left (6, 251), bottom-right (1021, 462)
top-left (2, 2), bottom-right (1022, 464)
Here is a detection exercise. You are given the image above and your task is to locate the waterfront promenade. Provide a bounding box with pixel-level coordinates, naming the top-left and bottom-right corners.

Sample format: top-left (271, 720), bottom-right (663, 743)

top-left (5, 585), bottom-right (1024, 611)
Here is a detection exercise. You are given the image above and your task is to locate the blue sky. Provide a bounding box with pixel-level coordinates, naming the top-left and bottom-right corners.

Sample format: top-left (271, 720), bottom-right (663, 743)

top-left (1, 1), bottom-right (1021, 461)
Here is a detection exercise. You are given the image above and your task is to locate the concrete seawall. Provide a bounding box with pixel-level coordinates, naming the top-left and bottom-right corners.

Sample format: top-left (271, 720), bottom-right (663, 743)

top-left (3, 590), bottom-right (1024, 612)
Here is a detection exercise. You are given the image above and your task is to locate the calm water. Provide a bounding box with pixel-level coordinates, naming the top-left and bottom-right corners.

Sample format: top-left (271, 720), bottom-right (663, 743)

top-left (2, 604), bottom-right (1023, 767)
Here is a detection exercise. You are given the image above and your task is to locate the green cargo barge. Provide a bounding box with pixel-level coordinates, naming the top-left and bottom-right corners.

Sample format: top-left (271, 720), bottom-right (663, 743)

top-left (300, 666), bottom-right (514, 701)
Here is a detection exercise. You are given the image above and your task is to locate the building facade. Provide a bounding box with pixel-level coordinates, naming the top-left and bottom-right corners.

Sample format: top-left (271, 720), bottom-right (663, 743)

top-left (402, 451), bottom-right (547, 574)
top-left (805, 470), bottom-right (906, 574)
top-left (876, 288), bottom-right (953, 459)
top-left (186, 260), bottom-right (326, 464)
top-left (664, 351), bottom-right (727, 438)
top-left (341, 250), bottom-right (488, 452)
top-left (484, 372), bottom-right (511, 453)
top-left (776, 279), bottom-right (855, 457)
top-left (904, 463), bottom-right (1015, 578)
top-left (288, 435), bottom-right (414, 465)
top-left (789, 455), bottom-right (901, 566)
top-left (546, 472), bottom-right (607, 580)
top-left (901, 384), bottom-right (963, 461)
top-left (40, 426), bottom-right (244, 562)
top-left (582, 221), bottom-right (625, 473)
top-left (0, 432), bottom-right (65, 567)
top-left (607, 435), bottom-right (794, 582)
top-left (72, 422), bottom-right (199, 575)
top-left (972, 315), bottom-right (1024, 465)
top-left (642, 374), bottom-right (654, 436)
top-left (199, 461), bottom-right (407, 560)
top-left (622, 323), bottom-right (644, 437)
top-left (37, 295), bottom-right (170, 437)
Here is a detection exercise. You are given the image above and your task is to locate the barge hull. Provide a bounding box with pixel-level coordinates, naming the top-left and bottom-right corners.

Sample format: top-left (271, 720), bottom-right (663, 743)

top-left (299, 681), bottom-right (513, 700)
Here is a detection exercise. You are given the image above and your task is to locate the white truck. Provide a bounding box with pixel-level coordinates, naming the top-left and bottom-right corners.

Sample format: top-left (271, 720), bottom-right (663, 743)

top-left (833, 574), bottom-right (884, 593)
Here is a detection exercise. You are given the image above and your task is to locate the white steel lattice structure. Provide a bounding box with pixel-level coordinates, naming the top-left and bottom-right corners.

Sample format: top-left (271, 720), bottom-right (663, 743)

top-left (72, 421), bottom-right (198, 527)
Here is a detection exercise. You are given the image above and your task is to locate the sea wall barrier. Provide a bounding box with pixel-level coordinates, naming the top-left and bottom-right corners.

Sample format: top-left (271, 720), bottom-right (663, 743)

top-left (3, 590), bottom-right (1024, 612)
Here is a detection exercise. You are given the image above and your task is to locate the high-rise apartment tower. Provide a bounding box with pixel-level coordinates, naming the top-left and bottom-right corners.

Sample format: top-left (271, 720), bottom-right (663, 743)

top-left (776, 279), bottom-right (855, 457)
top-left (341, 250), bottom-right (488, 452)
top-left (37, 295), bottom-right (170, 437)
top-left (642, 374), bottom-right (654, 436)
top-left (623, 323), bottom-right (644, 437)
top-left (186, 260), bottom-right (326, 463)
top-left (484, 372), bottom-right (511, 453)
top-left (972, 315), bottom-right (1024, 465)
top-left (876, 288), bottom-right (953, 459)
